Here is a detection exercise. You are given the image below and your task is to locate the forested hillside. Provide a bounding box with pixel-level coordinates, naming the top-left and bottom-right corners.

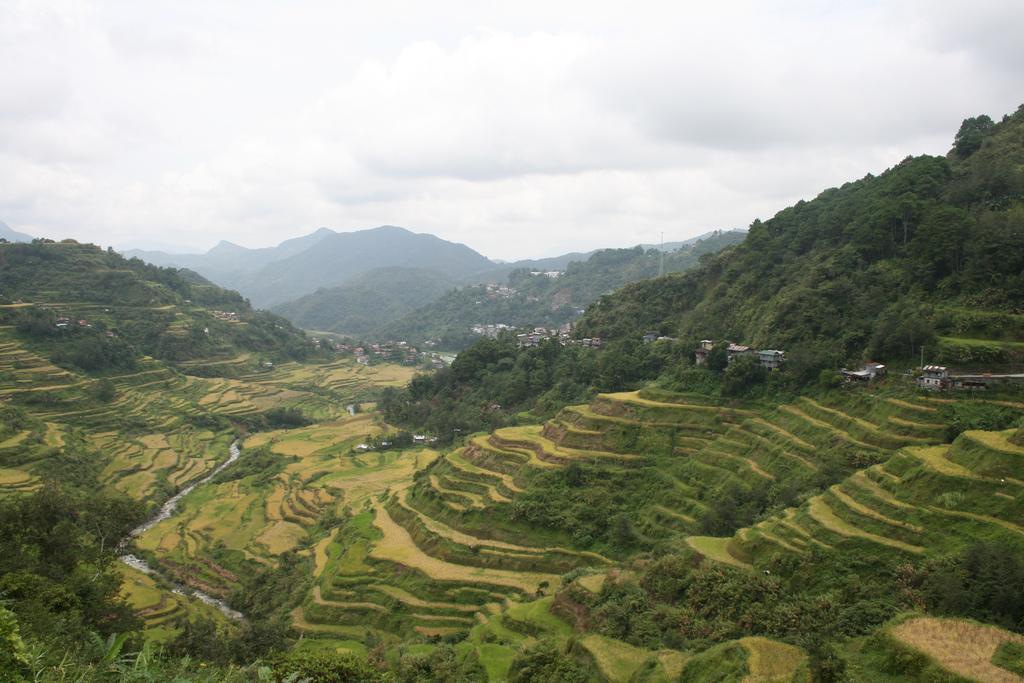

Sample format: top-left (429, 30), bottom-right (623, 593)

top-left (0, 240), bottom-right (311, 369)
top-left (228, 226), bottom-right (494, 308)
top-left (126, 225), bottom-right (495, 308)
top-left (273, 267), bottom-right (458, 335)
top-left (576, 108), bottom-right (1024, 381)
top-left (383, 108), bottom-right (1024, 442)
top-left (376, 230), bottom-right (745, 349)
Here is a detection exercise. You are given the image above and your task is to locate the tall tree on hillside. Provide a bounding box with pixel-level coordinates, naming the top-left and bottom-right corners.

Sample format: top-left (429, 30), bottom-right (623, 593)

top-left (954, 115), bottom-right (995, 158)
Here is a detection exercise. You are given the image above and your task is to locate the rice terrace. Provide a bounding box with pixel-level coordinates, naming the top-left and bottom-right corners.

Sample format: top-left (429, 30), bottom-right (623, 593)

top-left (2, 23), bottom-right (1024, 680)
top-left (3, 247), bottom-right (1023, 680)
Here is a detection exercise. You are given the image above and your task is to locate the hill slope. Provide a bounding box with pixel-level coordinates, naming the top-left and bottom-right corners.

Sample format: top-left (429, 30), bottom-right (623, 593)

top-left (0, 239), bottom-right (311, 367)
top-left (576, 107), bottom-right (1024, 378)
top-left (123, 227), bottom-right (338, 293)
top-left (377, 230), bottom-right (746, 348)
top-left (236, 226), bottom-right (494, 307)
top-left (273, 266), bottom-right (458, 335)
top-left (124, 225), bottom-right (495, 308)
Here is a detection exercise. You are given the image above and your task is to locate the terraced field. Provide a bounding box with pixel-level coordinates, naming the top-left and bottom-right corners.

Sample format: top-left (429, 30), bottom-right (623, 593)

top-left (269, 385), bottom-right (1012, 678)
top-left (886, 617), bottom-right (1024, 682)
top-left (0, 318), bottom-right (423, 636)
top-left (118, 563), bottom-right (230, 643)
top-left (0, 317), bottom-right (406, 500)
top-left (5, 299), bottom-right (1023, 681)
top-left (689, 407), bottom-right (1024, 576)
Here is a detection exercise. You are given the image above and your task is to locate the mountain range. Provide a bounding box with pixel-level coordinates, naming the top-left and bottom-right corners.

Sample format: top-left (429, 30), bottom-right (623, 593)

top-left (123, 225), bottom-right (493, 307)
top-left (124, 225), bottom-right (741, 332)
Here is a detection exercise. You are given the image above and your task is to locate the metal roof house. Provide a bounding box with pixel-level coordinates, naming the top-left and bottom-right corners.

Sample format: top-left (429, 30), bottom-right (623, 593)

top-left (918, 365), bottom-right (950, 391)
top-left (758, 349), bottom-right (786, 370)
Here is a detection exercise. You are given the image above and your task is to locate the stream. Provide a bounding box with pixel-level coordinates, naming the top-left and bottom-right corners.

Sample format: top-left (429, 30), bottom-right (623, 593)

top-left (119, 440), bottom-right (244, 620)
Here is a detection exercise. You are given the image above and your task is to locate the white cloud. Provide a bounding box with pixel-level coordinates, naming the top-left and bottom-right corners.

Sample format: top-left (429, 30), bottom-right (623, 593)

top-left (0, 1), bottom-right (1022, 260)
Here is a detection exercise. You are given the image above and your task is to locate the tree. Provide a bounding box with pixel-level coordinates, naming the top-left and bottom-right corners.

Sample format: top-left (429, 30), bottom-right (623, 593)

top-left (706, 345), bottom-right (729, 374)
top-left (867, 301), bottom-right (936, 361)
top-left (508, 640), bottom-right (589, 683)
top-left (954, 114), bottom-right (995, 158)
top-left (721, 355), bottom-right (767, 397)
top-left (93, 379), bottom-right (116, 403)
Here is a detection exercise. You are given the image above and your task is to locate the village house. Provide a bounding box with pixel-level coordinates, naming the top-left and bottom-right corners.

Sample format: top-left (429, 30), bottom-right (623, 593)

top-left (694, 340), bottom-right (715, 365)
top-left (918, 365), bottom-right (950, 391)
top-left (924, 369), bottom-right (1024, 392)
top-left (695, 339), bottom-right (785, 369)
top-left (841, 362), bottom-right (886, 382)
top-left (727, 343), bottom-right (753, 363)
top-left (471, 323), bottom-right (512, 338)
top-left (758, 349), bottom-right (785, 370)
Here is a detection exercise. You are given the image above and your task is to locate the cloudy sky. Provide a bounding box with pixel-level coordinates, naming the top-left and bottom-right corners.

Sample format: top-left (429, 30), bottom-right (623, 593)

top-left (2, 1), bottom-right (1022, 260)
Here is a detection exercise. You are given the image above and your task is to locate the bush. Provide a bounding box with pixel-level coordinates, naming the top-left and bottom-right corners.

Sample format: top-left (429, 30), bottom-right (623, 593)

top-left (507, 640), bottom-right (589, 683)
top-left (272, 651), bottom-right (391, 682)
top-left (0, 605), bottom-right (30, 682)
top-left (941, 402), bottom-right (1020, 440)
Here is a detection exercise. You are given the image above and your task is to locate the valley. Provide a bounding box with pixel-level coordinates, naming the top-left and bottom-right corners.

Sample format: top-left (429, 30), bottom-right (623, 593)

top-left (2, 107), bottom-right (1024, 682)
top-left (128, 377), bottom-right (1024, 681)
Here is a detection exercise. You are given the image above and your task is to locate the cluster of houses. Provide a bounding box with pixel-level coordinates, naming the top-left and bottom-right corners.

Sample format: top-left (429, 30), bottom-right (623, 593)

top-left (353, 433), bottom-right (439, 453)
top-left (471, 323), bottom-right (514, 338)
top-left (352, 341), bottom-right (420, 366)
top-left (341, 341), bottom-right (446, 369)
top-left (210, 310), bottom-right (239, 322)
top-left (515, 324), bottom-right (601, 349)
top-left (837, 362), bottom-right (1024, 392)
top-left (55, 316), bottom-right (90, 330)
top-left (529, 270), bottom-right (563, 278)
top-left (53, 313), bottom-right (118, 338)
top-left (694, 340), bottom-right (786, 370)
top-left (484, 283), bottom-right (517, 299)
top-left (916, 365), bottom-right (1024, 392)
top-left (836, 361), bottom-right (1024, 392)
top-left (517, 326), bottom-right (570, 348)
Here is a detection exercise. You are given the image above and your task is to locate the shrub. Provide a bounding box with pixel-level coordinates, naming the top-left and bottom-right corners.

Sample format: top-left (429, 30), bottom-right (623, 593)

top-left (272, 651), bottom-right (391, 682)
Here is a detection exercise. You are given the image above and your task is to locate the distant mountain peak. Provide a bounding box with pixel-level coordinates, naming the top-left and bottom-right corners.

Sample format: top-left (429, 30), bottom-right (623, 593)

top-left (208, 239), bottom-right (247, 255)
top-left (0, 220), bottom-right (34, 243)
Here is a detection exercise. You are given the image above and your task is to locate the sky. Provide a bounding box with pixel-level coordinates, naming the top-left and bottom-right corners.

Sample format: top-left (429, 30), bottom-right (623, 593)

top-left (2, 1), bottom-right (1022, 260)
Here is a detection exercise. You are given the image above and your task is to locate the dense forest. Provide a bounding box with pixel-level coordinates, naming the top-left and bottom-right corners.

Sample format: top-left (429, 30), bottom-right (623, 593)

top-left (272, 267), bottom-right (458, 335)
top-left (576, 108), bottom-right (1024, 376)
top-left (381, 108), bottom-right (1024, 439)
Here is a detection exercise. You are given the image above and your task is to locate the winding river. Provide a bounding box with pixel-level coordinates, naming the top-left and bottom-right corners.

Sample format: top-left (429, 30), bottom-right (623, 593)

top-left (119, 440), bottom-right (244, 620)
